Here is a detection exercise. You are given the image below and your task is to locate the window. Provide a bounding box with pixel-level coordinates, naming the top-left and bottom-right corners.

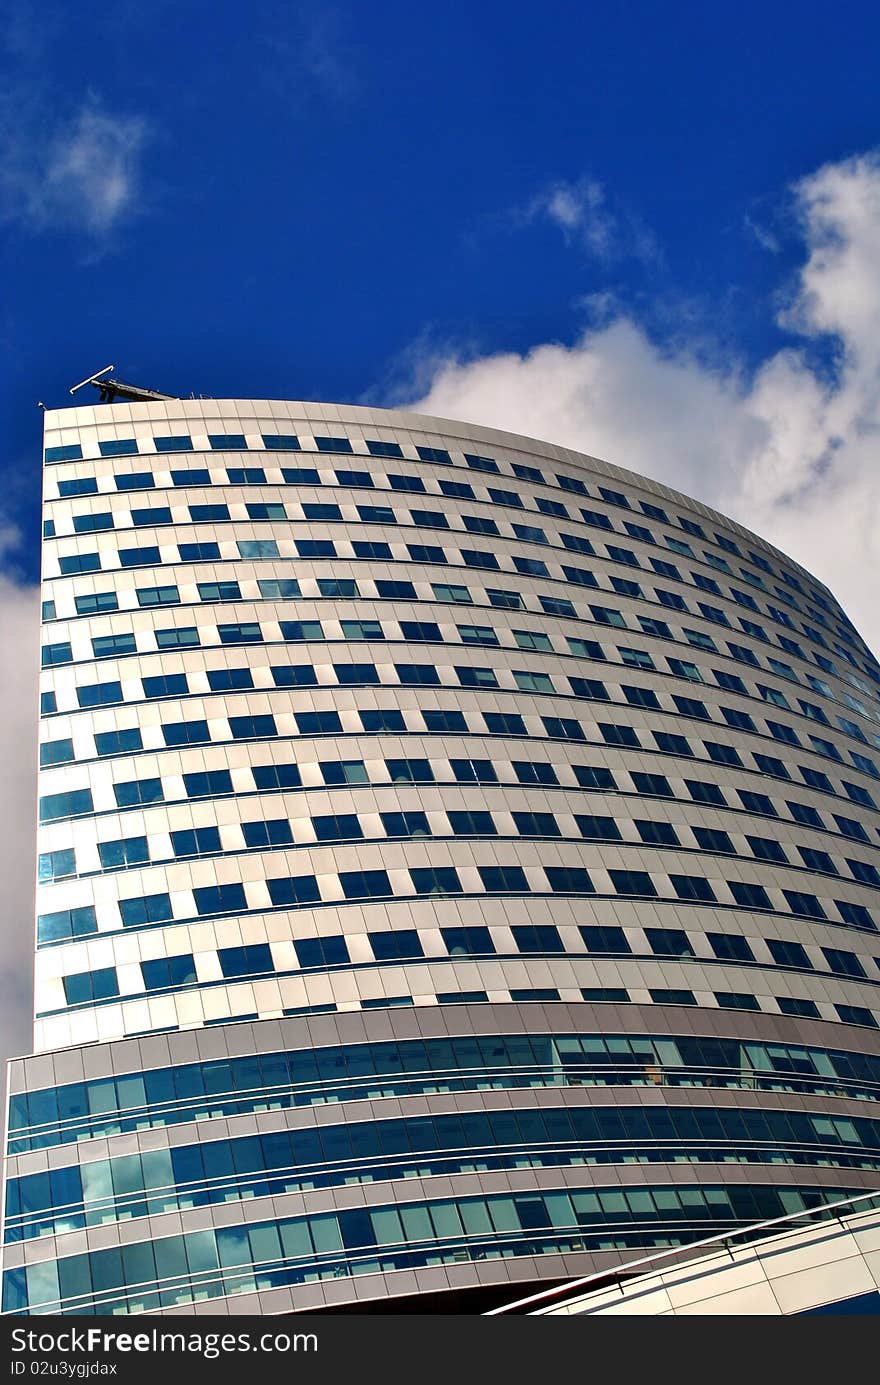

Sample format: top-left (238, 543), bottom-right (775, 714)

top-left (193, 883), bottom-right (248, 916)
top-left (620, 647), bottom-right (655, 670)
top-left (232, 821), bottom-right (291, 854)
top-left (848, 858), bottom-right (880, 886)
top-left (747, 835), bottom-right (788, 865)
top-left (229, 713), bottom-right (276, 739)
top-left (97, 836), bottom-right (149, 869)
top-left (484, 711), bottom-right (526, 736)
top-left (386, 757), bottom-right (433, 784)
top-left (757, 754), bottom-right (793, 783)
top-left (623, 685), bottom-right (661, 710)
top-left (407, 543), bottom-right (445, 564)
top-left (63, 967), bottom-right (119, 1006)
top-left (448, 810), bottom-right (496, 836)
top-left (340, 870), bottom-right (393, 900)
top-left (835, 1005), bottom-right (878, 1028)
top-left (410, 507), bottom-right (449, 530)
top-left (542, 716), bottom-right (585, 741)
top-left (410, 866), bottom-right (462, 896)
top-left (218, 945), bottom-right (275, 979)
top-left (511, 924), bottom-right (563, 953)
top-left (41, 642), bottom-right (72, 668)
top-left (238, 539), bottom-right (279, 559)
top-left (708, 933), bottom-right (755, 962)
top-left (715, 992), bottom-right (760, 1011)
top-left (381, 810), bottom-right (431, 838)
top-left (577, 814), bottom-right (622, 841)
top-left (388, 473), bottom-right (424, 495)
top-left (693, 830), bottom-right (735, 856)
top-left (729, 880), bottom-right (772, 909)
top-left (113, 778), bottom-right (163, 808)
top-left (252, 763), bottom-right (302, 790)
top-left (38, 848), bottom-right (76, 883)
top-left (570, 677), bottom-right (610, 702)
top-left (634, 819), bottom-right (678, 845)
top-left (119, 893), bottom-right (173, 927)
top-left (142, 955), bottom-right (197, 991)
top-left (295, 710), bottom-right (343, 734)
top-left (739, 790), bottom-right (778, 817)
top-left (600, 723), bottom-right (640, 749)
top-left (836, 901), bottom-right (875, 930)
top-left (183, 769), bottom-right (233, 797)
top-left (334, 662), bottom-right (380, 686)
top-left (451, 757), bottom-right (497, 784)
top-left (442, 926), bottom-right (495, 956)
top-left (160, 718), bottom-right (211, 749)
top-left (784, 889), bottom-right (826, 919)
top-left (92, 633), bottom-right (137, 660)
top-left (39, 738), bottom-right (74, 767)
top-left (358, 707), bottom-right (405, 733)
top-left (645, 928), bottom-right (693, 957)
top-left (46, 444), bottom-right (83, 463)
top-left (280, 620), bottom-right (323, 642)
top-left (294, 936), bottom-right (349, 968)
top-left (611, 870), bottom-right (657, 897)
top-left (171, 826), bottom-right (222, 858)
top-left (208, 668), bottom-right (254, 692)
top-left (457, 623), bottom-right (499, 647)
top-left (822, 947), bottom-right (866, 979)
top-left (179, 542), bottom-right (220, 561)
top-left (131, 505), bottom-right (173, 527)
top-left (670, 874), bottom-right (717, 902)
top-left (270, 875), bottom-right (325, 908)
top-left (546, 866), bottom-right (595, 893)
top-left (94, 728), bottom-right (142, 756)
top-left (424, 709), bottom-right (468, 733)
top-left (631, 772), bottom-right (672, 797)
top-left (514, 629), bottom-right (554, 652)
top-left (654, 731), bottom-right (693, 756)
top-left (199, 581), bottom-right (242, 603)
top-left (778, 997), bottom-right (820, 1017)
top-left (514, 670), bottom-right (555, 693)
top-left (463, 513), bottom-right (499, 535)
top-left (155, 627), bottom-right (200, 650)
top-left (513, 761), bottom-right (558, 785)
top-left (59, 553), bottom-right (101, 575)
top-left (685, 779), bottom-right (726, 807)
top-left (319, 759), bottom-right (368, 786)
top-left (590, 605), bottom-right (627, 629)
top-left (479, 864), bottom-right (529, 893)
top-left (513, 810), bottom-right (560, 837)
top-left (580, 925), bottom-right (631, 954)
top-left (37, 903), bottom-right (97, 945)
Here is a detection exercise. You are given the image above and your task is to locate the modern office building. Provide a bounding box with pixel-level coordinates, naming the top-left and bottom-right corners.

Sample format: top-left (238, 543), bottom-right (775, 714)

top-left (3, 393), bottom-right (880, 1316)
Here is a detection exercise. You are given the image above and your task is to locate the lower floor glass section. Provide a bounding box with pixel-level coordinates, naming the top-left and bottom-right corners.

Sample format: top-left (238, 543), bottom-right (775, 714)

top-left (2, 1182), bottom-right (845, 1316)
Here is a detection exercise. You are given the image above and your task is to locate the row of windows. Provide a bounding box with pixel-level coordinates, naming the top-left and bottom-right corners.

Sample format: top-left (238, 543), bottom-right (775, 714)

top-left (8, 1101), bottom-right (880, 1244)
top-left (43, 533), bottom-right (879, 704)
top-left (36, 799), bottom-right (880, 920)
top-left (39, 659), bottom-right (880, 788)
top-left (3, 1180), bottom-right (835, 1314)
top-left (46, 509), bottom-right (875, 681)
top-left (36, 724), bottom-right (880, 861)
top-left (35, 840), bottom-right (879, 936)
top-left (44, 494), bottom-right (872, 661)
top-left (11, 1030), bottom-right (880, 1152)
top-left (51, 914), bottom-right (880, 1019)
top-left (39, 434), bottom-right (873, 651)
top-left (43, 438), bottom-right (874, 670)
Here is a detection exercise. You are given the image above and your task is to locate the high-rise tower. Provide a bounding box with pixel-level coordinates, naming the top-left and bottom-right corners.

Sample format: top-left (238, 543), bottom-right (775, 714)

top-left (4, 397), bottom-right (880, 1315)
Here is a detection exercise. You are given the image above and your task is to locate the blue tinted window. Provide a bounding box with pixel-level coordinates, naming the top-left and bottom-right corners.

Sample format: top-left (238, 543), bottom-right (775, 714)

top-left (99, 439), bottom-right (137, 457)
top-left (98, 836), bottom-right (149, 869)
top-left (171, 826), bottom-right (221, 857)
top-left (208, 434), bottom-right (247, 450)
top-left (94, 728), bottom-right (143, 756)
top-left (262, 434), bottom-right (301, 450)
top-left (46, 444), bottom-right (83, 463)
top-left (119, 893), bottom-right (173, 927)
top-left (155, 435), bottom-right (193, 452)
top-left (114, 778), bottom-right (163, 808)
top-left (37, 904), bottom-right (96, 944)
top-left (218, 944), bottom-right (273, 977)
top-left (77, 681), bottom-right (123, 708)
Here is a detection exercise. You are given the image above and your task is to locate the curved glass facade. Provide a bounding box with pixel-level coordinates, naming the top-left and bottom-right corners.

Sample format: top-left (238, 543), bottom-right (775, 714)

top-left (4, 398), bottom-right (880, 1314)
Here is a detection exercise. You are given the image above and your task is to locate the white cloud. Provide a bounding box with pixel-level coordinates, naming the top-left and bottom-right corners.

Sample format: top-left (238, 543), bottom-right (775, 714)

top-left (0, 98), bottom-right (149, 236)
top-left (520, 176), bottom-right (659, 264)
top-left (410, 152), bottom-right (880, 656)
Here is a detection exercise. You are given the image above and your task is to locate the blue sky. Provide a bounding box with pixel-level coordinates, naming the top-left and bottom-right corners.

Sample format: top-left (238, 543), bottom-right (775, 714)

top-left (0, 0), bottom-right (879, 1060)
top-left (1, 0), bottom-right (879, 575)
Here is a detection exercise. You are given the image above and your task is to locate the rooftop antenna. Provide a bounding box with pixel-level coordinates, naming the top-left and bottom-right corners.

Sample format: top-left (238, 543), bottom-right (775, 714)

top-left (68, 365), bottom-right (178, 404)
